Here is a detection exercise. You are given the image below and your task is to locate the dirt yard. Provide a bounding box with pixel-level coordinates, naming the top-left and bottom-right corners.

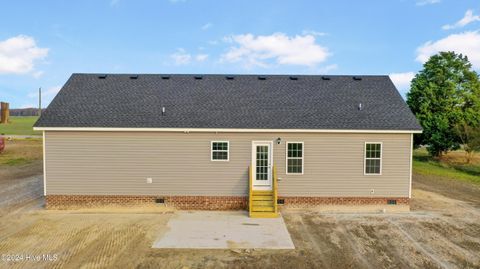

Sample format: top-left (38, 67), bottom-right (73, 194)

top-left (1, 140), bottom-right (479, 268)
top-left (0, 181), bottom-right (478, 269)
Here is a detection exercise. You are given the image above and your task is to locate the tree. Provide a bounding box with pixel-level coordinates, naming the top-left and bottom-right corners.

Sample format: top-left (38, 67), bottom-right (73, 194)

top-left (455, 123), bottom-right (480, 163)
top-left (407, 51), bottom-right (480, 157)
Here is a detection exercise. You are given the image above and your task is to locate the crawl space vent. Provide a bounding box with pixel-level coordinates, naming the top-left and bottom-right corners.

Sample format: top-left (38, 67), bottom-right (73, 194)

top-left (387, 199), bottom-right (397, 205)
top-left (155, 198), bottom-right (165, 204)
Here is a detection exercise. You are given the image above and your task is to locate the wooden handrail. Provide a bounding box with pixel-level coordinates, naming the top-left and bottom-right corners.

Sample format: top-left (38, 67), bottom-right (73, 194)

top-left (248, 165), bottom-right (253, 216)
top-left (273, 164), bottom-right (278, 214)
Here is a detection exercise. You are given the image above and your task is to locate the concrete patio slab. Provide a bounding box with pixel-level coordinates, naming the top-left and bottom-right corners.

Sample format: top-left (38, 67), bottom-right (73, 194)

top-left (152, 211), bottom-right (295, 249)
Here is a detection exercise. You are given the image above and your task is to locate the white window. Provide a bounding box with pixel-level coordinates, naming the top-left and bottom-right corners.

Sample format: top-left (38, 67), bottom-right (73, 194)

top-left (365, 142), bottom-right (382, 175)
top-left (286, 142), bottom-right (304, 174)
top-left (211, 141), bottom-right (229, 161)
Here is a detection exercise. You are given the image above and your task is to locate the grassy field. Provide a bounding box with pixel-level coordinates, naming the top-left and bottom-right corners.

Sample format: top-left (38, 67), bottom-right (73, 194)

top-left (0, 139), bottom-right (43, 180)
top-left (0, 139), bottom-right (42, 166)
top-left (413, 148), bottom-right (480, 185)
top-left (0, 116), bottom-right (40, 135)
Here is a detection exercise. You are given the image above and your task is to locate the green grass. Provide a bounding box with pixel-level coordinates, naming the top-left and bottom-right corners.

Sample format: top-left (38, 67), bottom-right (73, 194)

top-left (3, 157), bottom-right (30, 166)
top-left (0, 138), bottom-right (43, 166)
top-left (413, 148), bottom-right (480, 185)
top-left (0, 116), bottom-right (40, 135)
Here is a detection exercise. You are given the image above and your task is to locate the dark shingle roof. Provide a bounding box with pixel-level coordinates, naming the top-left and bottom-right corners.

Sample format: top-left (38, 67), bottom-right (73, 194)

top-left (34, 74), bottom-right (422, 131)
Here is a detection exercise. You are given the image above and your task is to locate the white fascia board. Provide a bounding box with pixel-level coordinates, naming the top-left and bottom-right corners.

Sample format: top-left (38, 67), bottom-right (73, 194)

top-left (34, 127), bottom-right (422, 134)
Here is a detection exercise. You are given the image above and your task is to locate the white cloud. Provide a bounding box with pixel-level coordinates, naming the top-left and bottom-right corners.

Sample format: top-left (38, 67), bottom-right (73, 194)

top-left (317, 64), bottom-right (338, 73)
top-left (389, 72), bottom-right (415, 94)
top-left (20, 104), bottom-right (36, 109)
top-left (28, 85), bottom-right (61, 99)
top-left (170, 48), bottom-right (191, 65)
top-left (195, 54), bottom-right (208, 62)
top-left (201, 23), bottom-right (213, 31)
top-left (416, 0), bottom-right (440, 6)
top-left (169, 49), bottom-right (208, 65)
top-left (220, 33), bottom-right (330, 68)
top-left (301, 30), bottom-right (328, 37)
top-left (168, 0), bottom-right (186, 3)
top-left (0, 35), bottom-right (48, 75)
top-left (442, 9), bottom-right (480, 30)
top-left (26, 85), bottom-right (62, 107)
top-left (416, 31), bottom-right (480, 69)
top-left (33, 71), bottom-right (44, 78)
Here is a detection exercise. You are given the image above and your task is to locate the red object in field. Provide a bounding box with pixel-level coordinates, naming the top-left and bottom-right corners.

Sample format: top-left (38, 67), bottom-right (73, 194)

top-left (0, 135), bottom-right (4, 153)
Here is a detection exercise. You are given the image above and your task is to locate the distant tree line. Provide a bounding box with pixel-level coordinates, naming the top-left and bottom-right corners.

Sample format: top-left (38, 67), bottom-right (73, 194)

top-left (10, 108), bottom-right (45, 116)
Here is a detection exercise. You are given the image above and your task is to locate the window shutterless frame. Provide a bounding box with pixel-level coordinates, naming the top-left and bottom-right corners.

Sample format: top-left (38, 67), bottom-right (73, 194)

top-left (286, 142), bottom-right (304, 175)
top-left (211, 141), bottom-right (230, 161)
top-left (364, 142), bottom-right (382, 175)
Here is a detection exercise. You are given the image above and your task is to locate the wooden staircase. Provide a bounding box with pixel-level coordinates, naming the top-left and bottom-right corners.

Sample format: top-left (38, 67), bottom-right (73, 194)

top-left (249, 165), bottom-right (278, 218)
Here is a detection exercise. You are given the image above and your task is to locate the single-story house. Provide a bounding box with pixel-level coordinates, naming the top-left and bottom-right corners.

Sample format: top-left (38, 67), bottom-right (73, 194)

top-left (34, 74), bottom-right (422, 217)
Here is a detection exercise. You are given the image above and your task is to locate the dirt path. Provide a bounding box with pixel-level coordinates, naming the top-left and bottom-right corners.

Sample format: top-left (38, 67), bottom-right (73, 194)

top-left (413, 173), bottom-right (480, 206)
top-left (0, 173), bottom-right (479, 268)
top-left (0, 175), bottom-right (43, 210)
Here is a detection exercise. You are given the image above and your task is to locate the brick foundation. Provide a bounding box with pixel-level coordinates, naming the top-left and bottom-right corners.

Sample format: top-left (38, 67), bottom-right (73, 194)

top-left (45, 195), bottom-right (248, 210)
top-left (45, 195), bottom-right (408, 210)
top-left (278, 196), bottom-right (409, 207)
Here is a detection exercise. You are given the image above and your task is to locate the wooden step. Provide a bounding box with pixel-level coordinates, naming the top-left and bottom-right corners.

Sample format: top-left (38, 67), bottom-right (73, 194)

top-left (249, 212), bottom-right (279, 218)
top-left (252, 206), bottom-right (275, 212)
top-left (252, 195), bottom-right (274, 201)
top-left (252, 190), bottom-right (273, 195)
top-left (251, 200), bottom-right (274, 206)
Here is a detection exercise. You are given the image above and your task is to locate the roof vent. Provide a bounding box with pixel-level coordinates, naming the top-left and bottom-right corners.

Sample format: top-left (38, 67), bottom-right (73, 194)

top-left (321, 76), bottom-right (330, 80)
top-left (289, 76), bottom-right (298, 80)
top-left (258, 76), bottom-right (267, 80)
top-left (98, 74), bottom-right (107, 79)
top-left (130, 75), bottom-right (138, 79)
top-left (161, 75), bottom-right (170, 80)
top-left (194, 75), bottom-right (203, 80)
top-left (226, 76), bottom-right (235, 80)
top-left (353, 76), bottom-right (362, 81)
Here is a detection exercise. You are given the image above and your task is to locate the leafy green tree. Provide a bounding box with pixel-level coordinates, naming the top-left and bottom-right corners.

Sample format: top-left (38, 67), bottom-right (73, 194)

top-left (407, 51), bottom-right (480, 157)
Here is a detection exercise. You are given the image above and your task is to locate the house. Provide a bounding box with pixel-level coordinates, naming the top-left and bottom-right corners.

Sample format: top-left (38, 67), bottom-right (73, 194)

top-left (34, 74), bottom-right (422, 217)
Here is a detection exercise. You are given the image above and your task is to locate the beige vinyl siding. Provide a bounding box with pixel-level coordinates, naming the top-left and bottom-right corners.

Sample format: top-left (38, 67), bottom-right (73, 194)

top-left (45, 131), bottom-right (411, 197)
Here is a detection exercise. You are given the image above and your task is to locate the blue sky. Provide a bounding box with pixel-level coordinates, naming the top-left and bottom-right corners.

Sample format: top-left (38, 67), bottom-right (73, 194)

top-left (1, 0), bottom-right (479, 108)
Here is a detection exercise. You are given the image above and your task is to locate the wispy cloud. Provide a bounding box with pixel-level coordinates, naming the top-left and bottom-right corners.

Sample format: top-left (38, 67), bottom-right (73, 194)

top-left (195, 54), bottom-right (208, 62)
top-left (170, 48), bottom-right (191, 65)
top-left (0, 35), bottom-right (49, 75)
top-left (168, 0), bottom-right (186, 3)
top-left (389, 72), bottom-right (415, 95)
top-left (220, 33), bottom-right (330, 68)
top-left (26, 85), bottom-right (62, 107)
top-left (302, 30), bottom-right (328, 37)
top-left (416, 30), bottom-right (480, 69)
top-left (20, 104), bottom-right (36, 109)
top-left (201, 23), bottom-right (213, 31)
top-left (416, 0), bottom-right (440, 6)
top-left (442, 9), bottom-right (480, 30)
top-left (169, 49), bottom-right (208, 65)
top-left (28, 85), bottom-right (61, 98)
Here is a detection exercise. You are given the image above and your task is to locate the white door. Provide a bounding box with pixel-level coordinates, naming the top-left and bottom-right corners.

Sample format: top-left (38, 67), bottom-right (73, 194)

top-left (252, 141), bottom-right (273, 190)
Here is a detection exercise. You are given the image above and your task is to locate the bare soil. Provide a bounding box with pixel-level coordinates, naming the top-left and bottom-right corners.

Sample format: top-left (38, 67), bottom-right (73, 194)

top-left (1, 150), bottom-right (480, 269)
